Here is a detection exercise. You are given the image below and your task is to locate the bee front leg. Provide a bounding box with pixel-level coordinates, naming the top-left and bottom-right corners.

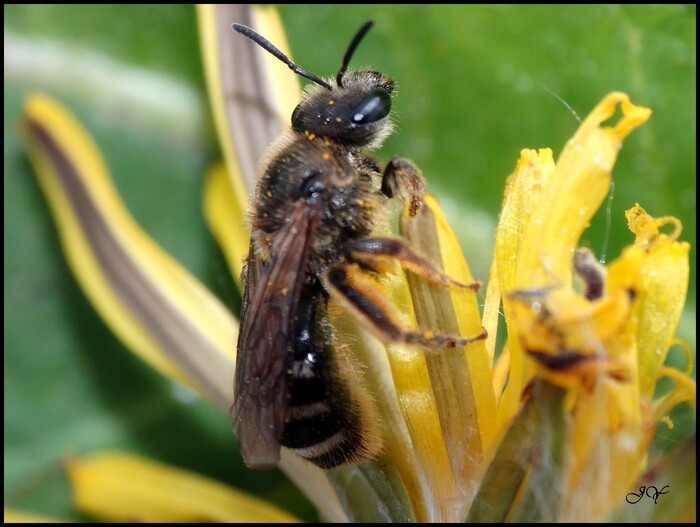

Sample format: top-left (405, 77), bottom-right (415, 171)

top-left (326, 262), bottom-right (486, 349)
top-left (381, 157), bottom-right (426, 217)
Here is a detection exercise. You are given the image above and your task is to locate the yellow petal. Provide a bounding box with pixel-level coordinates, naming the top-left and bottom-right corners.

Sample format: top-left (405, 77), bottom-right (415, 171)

top-left (382, 195), bottom-right (497, 520)
top-left (564, 382), bottom-right (652, 521)
top-left (624, 204), bottom-right (691, 397)
top-left (4, 509), bottom-right (63, 523)
top-left (495, 148), bottom-right (556, 294)
top-left (494, 148), bottom-right (556, 422)
top-left (66, 452), bottom-right (299, 523)
top-left (405, 197), bottom-right (498, 451)
top-left (654, 365), bottom-right (696, 421)
top-left (517, 93), bottom-right (651, 288)
top-left (203, 161), bottom-right (249, 283)
top-left (497, 93), bottom-right (651, 426)
top-left (197, 5), bottom-right (299, 202)
top-left (22, 93), bottom-right (237, 410)
top-left (381, 268), bottom-right (453, 522)
top-left (328, 305), bottom-right (422, 520)
top-left (198, 5), bottom-right (302, 283)
top-left (482, 258), bottom-right (502, 365)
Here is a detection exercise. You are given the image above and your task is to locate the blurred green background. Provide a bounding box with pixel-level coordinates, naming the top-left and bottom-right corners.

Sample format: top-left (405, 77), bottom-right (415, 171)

top-left (4, 4), bottom-right (695, 521)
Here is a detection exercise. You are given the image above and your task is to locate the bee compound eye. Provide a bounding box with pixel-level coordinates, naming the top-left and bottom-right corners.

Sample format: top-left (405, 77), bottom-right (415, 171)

top-left (291, 103), bottom-right (303, 129)
top-left (352, 90), bottom-right (391, 124)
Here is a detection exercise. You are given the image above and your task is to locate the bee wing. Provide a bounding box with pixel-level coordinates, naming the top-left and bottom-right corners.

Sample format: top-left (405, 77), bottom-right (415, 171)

top-left (232, 205), bottom-right (318, 468)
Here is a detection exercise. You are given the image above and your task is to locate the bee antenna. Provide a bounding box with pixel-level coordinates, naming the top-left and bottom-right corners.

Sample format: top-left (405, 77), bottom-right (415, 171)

top-left (232, 23), bottom-right (333, 90)
top-left (336, 20), bottom-right (374, 88)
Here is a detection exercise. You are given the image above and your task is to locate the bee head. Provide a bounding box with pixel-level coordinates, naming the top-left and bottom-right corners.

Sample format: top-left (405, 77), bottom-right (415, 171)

top-left (291, 70), bottom-right (394, 148)
top-left (233, 21), bottom-right (395, 149)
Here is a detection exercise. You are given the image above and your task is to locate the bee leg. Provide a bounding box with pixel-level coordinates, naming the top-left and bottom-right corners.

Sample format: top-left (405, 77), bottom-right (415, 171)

top-left (344, 237), bottom-right (480, 291)
top-left (326, 262), bottom-right (487, 349)
top-left (380, 157), bottom-right (426, 217)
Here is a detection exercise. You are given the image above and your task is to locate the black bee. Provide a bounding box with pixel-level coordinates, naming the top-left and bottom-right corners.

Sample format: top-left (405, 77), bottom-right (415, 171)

top-left (232, 21), bottom-right (486, 469)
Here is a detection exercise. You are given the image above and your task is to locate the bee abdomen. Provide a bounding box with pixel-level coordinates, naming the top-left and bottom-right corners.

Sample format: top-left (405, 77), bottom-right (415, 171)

top-left (282, 358), bottom-right (380, 468)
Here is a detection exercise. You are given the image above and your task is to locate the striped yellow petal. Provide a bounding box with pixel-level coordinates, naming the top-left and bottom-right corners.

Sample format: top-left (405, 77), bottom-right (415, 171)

top-left (66, 452), bottom-right (299, 523)
top-left (198, 5), bottom-right (302, 284)
top-left (197, 4), bottom-right (299, 203)
top-left (198, 5), bottom-right (299, 284)
top-left (398, 195), bottom-right (497, 519)
top-left (22, 93), bottom-right (237, 410)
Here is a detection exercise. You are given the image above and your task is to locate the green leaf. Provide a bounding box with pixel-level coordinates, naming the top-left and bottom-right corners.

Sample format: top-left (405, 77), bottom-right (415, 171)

top-left (608, 433), bottom-right (696, 522)
top-left (466, 381), bottom-right (566, 522)
top-left (328, 458), bottom-right (416, 523)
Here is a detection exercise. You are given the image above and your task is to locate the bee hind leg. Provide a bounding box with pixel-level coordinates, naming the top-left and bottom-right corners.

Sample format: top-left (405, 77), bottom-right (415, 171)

top-left (326, 262), bottom-right (486, 349)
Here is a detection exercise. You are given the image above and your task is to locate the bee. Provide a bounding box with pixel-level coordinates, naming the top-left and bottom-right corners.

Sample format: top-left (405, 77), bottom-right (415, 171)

top-left (232, 21), bottom-right (486, 469)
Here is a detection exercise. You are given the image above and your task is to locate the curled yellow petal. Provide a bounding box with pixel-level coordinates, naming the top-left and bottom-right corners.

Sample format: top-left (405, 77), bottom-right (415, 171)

top-left (66, 452), bottom-right (299, 523)
top-left (654, 365), bottom-right (697, 421)
top-left (624, 204), bottom-right (690, 397)
top-left (22, 93), bottom-right (237, 410)
top-left (516, 92), bottom-right (652, 289)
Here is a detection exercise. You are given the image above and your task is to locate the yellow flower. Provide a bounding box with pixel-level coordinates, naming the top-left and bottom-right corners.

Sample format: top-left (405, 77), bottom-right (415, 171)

top-left (14, 4), bottom-right (695, 523)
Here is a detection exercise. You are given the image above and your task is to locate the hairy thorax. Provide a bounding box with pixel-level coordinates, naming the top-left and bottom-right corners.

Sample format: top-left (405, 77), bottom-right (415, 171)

top-left (251, 132), bottom-right (384, 265)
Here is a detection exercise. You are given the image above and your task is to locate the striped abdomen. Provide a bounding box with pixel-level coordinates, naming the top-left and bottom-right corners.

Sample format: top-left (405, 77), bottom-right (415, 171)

top-left (282, 281), bottom-right (380, 468)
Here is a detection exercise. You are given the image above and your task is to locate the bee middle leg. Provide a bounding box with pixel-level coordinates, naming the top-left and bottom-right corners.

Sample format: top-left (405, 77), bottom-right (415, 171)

top-left (344, 237), bottom-right (481, 291)
top-left (326, 262), bottom-right (487, 350)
